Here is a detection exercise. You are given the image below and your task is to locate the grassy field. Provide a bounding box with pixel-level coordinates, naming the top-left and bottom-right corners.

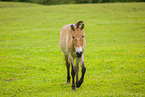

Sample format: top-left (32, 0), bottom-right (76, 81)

top-left (0, 1), bottom-right (145, 96)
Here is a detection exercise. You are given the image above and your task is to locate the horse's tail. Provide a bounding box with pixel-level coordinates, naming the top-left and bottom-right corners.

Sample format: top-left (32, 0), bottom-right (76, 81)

top-left (76, 21), bottom-right (83, 28)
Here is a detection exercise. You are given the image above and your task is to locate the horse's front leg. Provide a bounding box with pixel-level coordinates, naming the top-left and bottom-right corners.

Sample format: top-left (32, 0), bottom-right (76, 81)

top-left (76, 54), bottom-right (86, 88)
top-left (75, 58), bottom-right (79, 87)
top-left (69, 54), bottom-right (76, 91)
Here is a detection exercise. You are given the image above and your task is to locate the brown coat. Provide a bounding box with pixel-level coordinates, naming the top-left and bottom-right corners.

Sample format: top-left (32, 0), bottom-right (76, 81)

top-left (59, 21), bottom-right (86, 91)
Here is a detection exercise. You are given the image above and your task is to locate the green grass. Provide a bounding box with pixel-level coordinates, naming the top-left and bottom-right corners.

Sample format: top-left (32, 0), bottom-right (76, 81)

top-left (0, 1), bottom-right (145, 96)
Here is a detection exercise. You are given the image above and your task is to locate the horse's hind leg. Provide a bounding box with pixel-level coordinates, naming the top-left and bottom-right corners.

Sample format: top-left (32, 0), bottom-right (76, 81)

top-left (65, 55), bottom-right (70, 84)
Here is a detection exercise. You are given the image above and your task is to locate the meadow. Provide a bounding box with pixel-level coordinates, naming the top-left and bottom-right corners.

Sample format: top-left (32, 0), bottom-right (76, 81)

top-left (0, 1), bottom-right (145, 96)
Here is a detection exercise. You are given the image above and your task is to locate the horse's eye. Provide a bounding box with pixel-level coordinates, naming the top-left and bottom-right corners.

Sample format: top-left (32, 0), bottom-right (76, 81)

top-left (72, 36), bottom-right (75, 40)
top-left (82, 36), bottom-right (84, 39)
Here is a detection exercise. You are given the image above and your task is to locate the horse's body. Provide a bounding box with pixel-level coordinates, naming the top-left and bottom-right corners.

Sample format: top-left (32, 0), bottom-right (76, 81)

top-left (59, 21), bottom-right (86, 91)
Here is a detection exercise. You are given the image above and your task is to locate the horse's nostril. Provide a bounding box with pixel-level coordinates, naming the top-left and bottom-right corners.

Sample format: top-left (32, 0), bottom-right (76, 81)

top-left (76, 52), bottom-right (82, 57)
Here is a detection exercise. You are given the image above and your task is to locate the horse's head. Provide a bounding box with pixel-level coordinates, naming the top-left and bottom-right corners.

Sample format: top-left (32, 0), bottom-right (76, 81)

top-left (71, 21), bottom-right (85, 57)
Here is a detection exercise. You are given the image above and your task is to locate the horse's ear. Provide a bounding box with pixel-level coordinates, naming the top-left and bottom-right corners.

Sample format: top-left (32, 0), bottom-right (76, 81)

top-left (71, 24), bottom-right (75, 31)
top-left (81, 24), bottom-right (84, 30)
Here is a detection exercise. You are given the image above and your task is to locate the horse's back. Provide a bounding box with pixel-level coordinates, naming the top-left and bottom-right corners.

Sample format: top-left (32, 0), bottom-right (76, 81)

top-left (59, 24), bottom-right (72, 55)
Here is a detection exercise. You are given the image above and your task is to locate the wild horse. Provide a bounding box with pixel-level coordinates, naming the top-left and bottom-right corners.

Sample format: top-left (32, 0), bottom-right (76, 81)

top-left (59, 21), bottom-right (86, 91)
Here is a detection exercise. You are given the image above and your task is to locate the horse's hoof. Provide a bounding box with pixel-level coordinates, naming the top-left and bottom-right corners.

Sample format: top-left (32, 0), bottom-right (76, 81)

top-left (66, 82), bottom-right (70, 84)
top-left (76, 85), bottom-right (80, 88)
top-left (76, 80), bottom-right (83, 88)
top-left (72, 84), bottom-right (75, 91)
top-left (72, 89), bottom-right (76, 91)
top-left (76, 82), bottom-right (80, 88)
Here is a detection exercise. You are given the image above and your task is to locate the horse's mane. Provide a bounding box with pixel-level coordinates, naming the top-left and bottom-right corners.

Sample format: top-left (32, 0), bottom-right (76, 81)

top-left (76, 21), bottom-right (83, 28)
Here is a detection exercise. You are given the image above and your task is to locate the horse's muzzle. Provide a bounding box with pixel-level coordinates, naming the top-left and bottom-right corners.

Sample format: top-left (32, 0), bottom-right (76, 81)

top-left (76, 52), bottom-right (83, 57)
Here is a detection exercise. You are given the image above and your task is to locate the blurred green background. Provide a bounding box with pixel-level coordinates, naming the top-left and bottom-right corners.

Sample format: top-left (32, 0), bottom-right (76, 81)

top-left (0, 1), bottom-right (145, 97)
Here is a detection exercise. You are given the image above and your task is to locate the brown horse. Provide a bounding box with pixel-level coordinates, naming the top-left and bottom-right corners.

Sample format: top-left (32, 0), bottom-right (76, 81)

top-left (59, 21), bottom-right (86, 91)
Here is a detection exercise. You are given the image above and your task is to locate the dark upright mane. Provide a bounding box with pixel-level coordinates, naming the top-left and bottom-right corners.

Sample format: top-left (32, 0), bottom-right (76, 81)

top-left (76, 21), bottom-right (83, 28)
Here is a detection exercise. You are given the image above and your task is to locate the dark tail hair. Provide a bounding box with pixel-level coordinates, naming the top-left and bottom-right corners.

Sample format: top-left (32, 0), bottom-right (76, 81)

top-left (76, 21), bottom-right (83, 28)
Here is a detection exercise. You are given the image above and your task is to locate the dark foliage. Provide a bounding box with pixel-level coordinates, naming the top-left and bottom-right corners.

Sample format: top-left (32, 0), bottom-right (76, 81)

top-left (0, 0), bottom-right (144, 4)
